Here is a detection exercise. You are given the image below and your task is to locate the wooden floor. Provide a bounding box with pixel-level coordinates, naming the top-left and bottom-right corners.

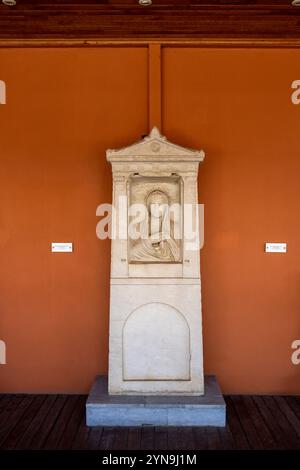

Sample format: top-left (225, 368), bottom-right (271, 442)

top-left (0, 394), bottom-right (300, 450)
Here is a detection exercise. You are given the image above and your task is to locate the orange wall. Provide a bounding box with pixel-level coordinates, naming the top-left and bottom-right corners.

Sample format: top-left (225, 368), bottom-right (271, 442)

top-left (0, 46), bottom-right (300, 394)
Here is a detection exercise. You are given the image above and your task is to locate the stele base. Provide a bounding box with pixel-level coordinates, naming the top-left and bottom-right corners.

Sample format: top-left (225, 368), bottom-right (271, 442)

top-left (86, 375), bottom-right (226, 427)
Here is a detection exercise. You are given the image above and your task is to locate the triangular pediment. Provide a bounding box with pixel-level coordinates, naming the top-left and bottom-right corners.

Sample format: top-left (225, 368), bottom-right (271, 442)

top-left (106, 127), bottom-right (205, 162)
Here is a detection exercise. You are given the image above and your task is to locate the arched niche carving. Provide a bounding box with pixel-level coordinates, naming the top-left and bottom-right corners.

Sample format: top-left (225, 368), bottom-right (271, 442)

top-left (123, 302), bottom-right (190, 381)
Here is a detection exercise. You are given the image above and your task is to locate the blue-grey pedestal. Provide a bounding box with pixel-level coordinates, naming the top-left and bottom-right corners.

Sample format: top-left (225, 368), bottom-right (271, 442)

top-left (86, 375), bottom-right (226, 427)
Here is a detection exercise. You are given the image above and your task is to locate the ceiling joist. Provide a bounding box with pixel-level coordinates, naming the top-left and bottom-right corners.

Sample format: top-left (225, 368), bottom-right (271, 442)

top-left (0, 1), bottom-right (299, 44)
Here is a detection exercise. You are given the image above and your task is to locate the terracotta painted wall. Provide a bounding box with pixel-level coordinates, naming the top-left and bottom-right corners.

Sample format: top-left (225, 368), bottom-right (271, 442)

top-left (0, 46), bottom-right (300, 393)
top-left (0, 47), bottom-right (148, 393)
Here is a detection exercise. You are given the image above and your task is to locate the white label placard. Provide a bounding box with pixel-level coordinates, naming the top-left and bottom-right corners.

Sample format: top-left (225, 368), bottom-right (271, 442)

top-left (0, 80), bottom-right (6, 105)
top-left (265, 243), bottom-right (287, 253)
top-left (51, 243), bottom-right (73, 253)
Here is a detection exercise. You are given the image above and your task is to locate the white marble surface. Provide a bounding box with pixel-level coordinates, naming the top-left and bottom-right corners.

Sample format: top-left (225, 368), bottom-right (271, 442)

top-left (106, 128), bottom-right (205, 395)
top-left (108, 283), bottom-right (203, 394)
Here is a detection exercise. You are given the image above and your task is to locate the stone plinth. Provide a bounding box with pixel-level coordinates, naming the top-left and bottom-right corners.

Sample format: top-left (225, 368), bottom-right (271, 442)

top-left (86, 375), bottom-right (226, 427)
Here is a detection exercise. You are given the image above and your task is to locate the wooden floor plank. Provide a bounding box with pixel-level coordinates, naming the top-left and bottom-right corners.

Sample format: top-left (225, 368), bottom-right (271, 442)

top-left (1, 393), bottom-right (300, 450)
top-left (262, 396), bottom-right (300, 449)
top-left (231, 395), bottom-right (265, 449)
top-left (2, 395), bottom-right (47, 450)
top-left (0, 395), bottom-right (8, 417)
top-left (87, 427), bottom-right (104, 450)
top-left (193, 427), bottom-right (208, 450)
top-left (252, 396), bottom-right (291, 449)
top-left (206, 426), bottom-right (222, 450)
top-left (286, 396), bottom-right (300, 415)
top-left (154, 426), bottom-right (168, 450)
top-left (285, 396), bottom-right (300, 434)
top-left (15, 395), bottom-right (58, 450)
top-left (43, 395), bottom-right (80, 449)
top-left (140, 426), bottom-right (154, 450)
top-left (218, 425), bottom-right (235, 450)
top-left (99, 427), bottom-right (116, 450)
top-left (29, 395), bottom-right (68, 449)
top-left (242, 396), bottom-right (277, 450)
top-left (167, 427), bottom-right (179, 450)
top-left (127, 427), bottom-right (141, 450)
top-left (0, 395), bottom-right (15, 424)
top-left (112, 427), bottom-right (129, 450)
top-left (58, 395), bottom-right (86, 450)
top-left (0, 395), bottom-right (33, 448)
top-left (71, 408), bottom-right (90, 450)
top-left (225, 397), bottom-right (250, 450)
top-left (176, 427), bottom-right (195, 450)
top-left (274, 397), bottom-right (300, 440)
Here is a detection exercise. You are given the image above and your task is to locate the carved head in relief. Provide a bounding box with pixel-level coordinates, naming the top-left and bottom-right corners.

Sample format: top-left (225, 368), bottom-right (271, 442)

top-left (146, 189), bottom-right (169, 229)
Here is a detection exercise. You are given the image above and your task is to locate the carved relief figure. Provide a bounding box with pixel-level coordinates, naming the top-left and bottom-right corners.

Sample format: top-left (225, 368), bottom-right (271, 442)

top-left (130, 189), bottom-right (181, 263)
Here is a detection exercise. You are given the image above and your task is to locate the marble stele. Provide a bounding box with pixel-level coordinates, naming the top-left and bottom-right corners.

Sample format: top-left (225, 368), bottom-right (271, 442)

top-left (106, 127), bottom-right (205, 395)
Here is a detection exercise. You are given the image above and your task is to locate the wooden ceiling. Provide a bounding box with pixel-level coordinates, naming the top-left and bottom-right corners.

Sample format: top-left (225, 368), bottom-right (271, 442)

top-left (0, 1), bottom-right (299, 43)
